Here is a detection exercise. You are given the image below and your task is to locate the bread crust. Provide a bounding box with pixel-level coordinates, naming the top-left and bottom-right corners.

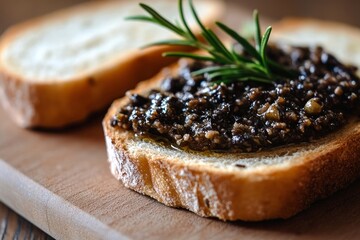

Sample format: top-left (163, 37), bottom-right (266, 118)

top-left (0, 0), bottom-right (223, 128)
top-left (274, 17), bottom-right (360, 39)
top-left (103, 62), bottom-right (360, 221)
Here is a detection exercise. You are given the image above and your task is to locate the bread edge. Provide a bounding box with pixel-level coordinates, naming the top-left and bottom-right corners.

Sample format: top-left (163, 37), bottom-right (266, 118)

top-left (273, 17), bottom-right (360, 36)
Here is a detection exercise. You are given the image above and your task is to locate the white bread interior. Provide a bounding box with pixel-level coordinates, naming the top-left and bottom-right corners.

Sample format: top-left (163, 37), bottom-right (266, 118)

top-left (103, 19), bottom-right (360, 221)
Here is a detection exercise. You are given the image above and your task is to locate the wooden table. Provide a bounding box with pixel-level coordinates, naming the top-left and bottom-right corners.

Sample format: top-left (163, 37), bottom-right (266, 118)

top-left (0, 202), bottom-right (52, 239)
top-left (1, 1), bottom-right (360, 239)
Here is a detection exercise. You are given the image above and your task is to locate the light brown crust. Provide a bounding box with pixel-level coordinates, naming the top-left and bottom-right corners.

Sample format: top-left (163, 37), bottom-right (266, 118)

top-left (103, 62), bottom-right (360, 221)
top-left (0, 0), bottom-right (223, 128)
top-left (274, 17), bottom-right (360, 37)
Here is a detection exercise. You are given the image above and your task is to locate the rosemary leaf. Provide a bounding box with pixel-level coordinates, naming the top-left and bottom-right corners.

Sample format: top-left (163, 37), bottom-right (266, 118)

top-left (188, 0), bottom-right (206, 32)
top-left (188, 0), bottom-right (232, 61)
top-left (125, 15), bottom-right (157, 23)
top-left (207, 29), bottom-right (234, 61)
top-left (260, 26), bottom-right (272, 76)
top-left (253, 10), bottom-right (262, 51)
top-left (207, 50), bottom-right (233, 64)
top-left (216, 21), bottom-right (261, 62)
top-left (163, 52), bottom-right (216, 61)
top-left (191, 65), bottom-right (239, 76)
top-left (139, 3), bottom-right (186, 36)
top-left (179, 0), bottom-right (196, 40)
top-left (231, 51), bottom-right (255, 63)
top-left (141, 39), bottom-right (198, 49)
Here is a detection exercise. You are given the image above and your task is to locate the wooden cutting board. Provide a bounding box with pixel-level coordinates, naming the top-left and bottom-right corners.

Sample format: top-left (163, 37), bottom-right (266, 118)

top-left (1, 107), bottom-right (360, 240)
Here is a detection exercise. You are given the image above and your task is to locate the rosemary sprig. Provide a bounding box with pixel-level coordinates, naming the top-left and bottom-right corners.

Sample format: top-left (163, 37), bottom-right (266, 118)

top-left (127, 0), bottom-right (297, 84)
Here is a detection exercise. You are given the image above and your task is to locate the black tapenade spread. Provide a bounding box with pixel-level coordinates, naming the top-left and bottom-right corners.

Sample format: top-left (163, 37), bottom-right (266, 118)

top-left (111, 45), bottom-right (360, 152)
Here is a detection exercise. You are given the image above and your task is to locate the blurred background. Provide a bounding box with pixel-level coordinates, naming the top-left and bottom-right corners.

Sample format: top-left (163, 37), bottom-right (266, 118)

top-left (0, 0), bottom-right (360, 34)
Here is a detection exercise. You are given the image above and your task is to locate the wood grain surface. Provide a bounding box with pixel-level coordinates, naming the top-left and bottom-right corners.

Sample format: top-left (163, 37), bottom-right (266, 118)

top-left (0, 202), bottom-right (52, 240)
top-left (1, 1), bottom-right (360, 240)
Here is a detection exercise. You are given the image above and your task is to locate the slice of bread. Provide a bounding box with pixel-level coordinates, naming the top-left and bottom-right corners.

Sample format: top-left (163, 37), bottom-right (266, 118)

top-left (103, 19), bottom-right (360, 221)
top-left (273, 18), bottom-right (360, 67)
top-left (0, 0), bottom-right (223, 128)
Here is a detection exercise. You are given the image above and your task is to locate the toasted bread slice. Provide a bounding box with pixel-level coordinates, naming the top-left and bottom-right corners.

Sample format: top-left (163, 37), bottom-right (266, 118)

top-left (103, 19), bottom-right (360, 221)
top-left (0, 0), bottom-right (223, 128)
top-left (273, 18), bottom-right (360, 67)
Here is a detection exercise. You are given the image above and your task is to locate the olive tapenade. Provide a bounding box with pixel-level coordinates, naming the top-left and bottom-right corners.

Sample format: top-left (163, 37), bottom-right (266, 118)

top-left (111, 44), bottom-right (360, 152)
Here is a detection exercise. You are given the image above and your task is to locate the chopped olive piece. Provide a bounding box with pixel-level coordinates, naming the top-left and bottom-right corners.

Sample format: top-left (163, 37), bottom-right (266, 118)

top-left (304, 98), bottom-right (323, 115)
